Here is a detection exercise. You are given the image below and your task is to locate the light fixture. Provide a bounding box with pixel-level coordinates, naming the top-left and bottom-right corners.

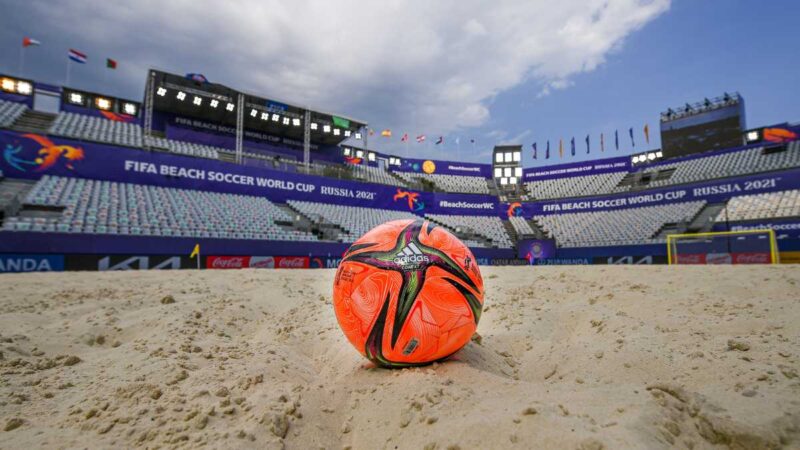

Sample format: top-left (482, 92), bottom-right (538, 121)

top-left (250, 109), bottom-right (258, 117)
top-left (176, 91), bottom-right (186, 101)
top-left (354, 132), bottom-right (362, 140)
top-left (355, 150), bottom-right (364, 158)
top-left (282, 117), bottom-right (290, 125)
top-left (310, 122), bottom-right (318, 130)
top-left (1, 78), bottom-right (15, 92)
top-left (333, 128), bottom-right (340, 136)
top-left (647, 152), bottom-right (656, 161)
top-left (261, 112), bottom-right (269, 120)
top-left (500, 177), bottom-right (508, 185)
top-left (209, 99), bottom-right (219, 108)
top-left (632, 155), bottom-right (640, 163)
top-left (656, 151), bottom-right (663, 158)
top-left (368, 152), bottom-right (376, 161)
top-left (68, 92), bottom-right (83, 104)
top-left (746, 130), bottom-right (760, 142)
top-left (16, 81), bottom-right (32, 95)
top-left (271, 113), bottom-right (280, 122)
top-left (323, 125), bottom-right (331, 133)
top-left (343, 148), bottom-right (351, 156)
top-left (193, 96), bottom-right (202, 106)
top-left (95, 97), bottom-right (111, 110)
top-left (515, 167), bottom-right (522, 177)
top-left (225, 103), bottom-right (235, 111)
top-left (344, 130), bottom-right (351, 137)
top-left (509, 177), bottom-right (518, 185)
top-left (122, 103), bottom-right (137, 115)
top-left (494, 168), bottom-right (502, 178)
top-left (156, 87), bottom-right (167, 96)
top-left (292, 118), bottom-right (301, 126)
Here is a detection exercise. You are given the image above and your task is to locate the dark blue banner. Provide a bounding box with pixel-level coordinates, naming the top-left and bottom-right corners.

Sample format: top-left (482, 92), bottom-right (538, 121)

top-left (0, 254), bottom-right (64, 273)
top-left (393, 157), bottom-right (492, 177)
top-left (523, 156), bottom-right (630, 181)
top-left (0, 130), bottom-right (500, 216)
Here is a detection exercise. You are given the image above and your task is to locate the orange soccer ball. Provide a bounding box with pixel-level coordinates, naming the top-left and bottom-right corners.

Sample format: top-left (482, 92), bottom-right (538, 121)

top-left (332, 219), bottom-right (484, 367)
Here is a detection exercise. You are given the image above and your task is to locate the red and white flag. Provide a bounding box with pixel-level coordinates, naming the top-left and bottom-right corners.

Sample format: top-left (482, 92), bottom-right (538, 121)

top-left (416, 134), bottom-right (426, 143)
top-left (400, 133), bottom-right (408, 142)
top-left (22, 37), bottom-right (41, 48)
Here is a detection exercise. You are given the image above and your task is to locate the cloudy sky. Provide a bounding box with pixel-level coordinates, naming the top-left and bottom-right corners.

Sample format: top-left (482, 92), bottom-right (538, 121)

top-left (1, 0), bottom-right (799, 165)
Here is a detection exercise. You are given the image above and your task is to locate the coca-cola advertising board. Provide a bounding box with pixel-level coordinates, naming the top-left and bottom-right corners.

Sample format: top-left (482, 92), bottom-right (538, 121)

top-left (206, 256), bottom-right (308, 269)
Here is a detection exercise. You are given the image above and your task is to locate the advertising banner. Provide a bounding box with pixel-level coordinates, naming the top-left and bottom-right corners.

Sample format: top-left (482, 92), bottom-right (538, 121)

top-left (0, 130), bottom-right (500, 216)
top-left (393, 157), bottom-right (492, 178)
top-left (0, 254), bottom-right (64, 273)
top-left (523, 156), bottom-right (630, 182)
top-left (206, 255), bottom-right (310, 269)
top-left (65, 255), bottom-right (193, 271)
top-left (516, 239), bottom-right (556, 262)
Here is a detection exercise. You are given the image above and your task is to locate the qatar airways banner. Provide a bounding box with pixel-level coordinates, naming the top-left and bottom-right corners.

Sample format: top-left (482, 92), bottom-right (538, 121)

top-left (523, 156), bottom-right (630, 181)
top-left (393, 157), bottom-right (492, 178)
top-left (0, 131), bottom-right (500, 216)
top-left (512, 167), bottom-right (800, 217)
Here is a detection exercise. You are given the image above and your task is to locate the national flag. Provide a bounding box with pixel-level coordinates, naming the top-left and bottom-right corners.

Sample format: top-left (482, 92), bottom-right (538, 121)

top-left (470, 138), bottom-right (475, 144)
top-left (190, 244), bottom-right (200, 258)
top-left (570, 137), bottom-right (575, 156)
top-left (559, 139), bottom-right (563, 158)
top-left (546, 140), bottom-right (550, 159)
top-left (532, 142), bottom-right (537, 160)
top-left (400, 133), bottom-right (408, 142)
top-left (381, 129), bottom-right (392, 137)
top-left (435, 136), bottom-right (443, 145)
top-left (644, 124), bottom-right (650, 144)
top-left (585, 134), bottom-right (590, 154)
top-left (369, 128), bottom-right (375, 136)
top-left (185, 73), bottom-right (208, 84)
top-left (629, 127), bottom-right (635, 147)
top-left (22, 37), bottom-right (41, 48)
top-left (68, 48), bottom-right (87, 64)
top-left (416, 134), bottom-right (426, 143)
top-left (106, 58), bottom-right (117, 69)
top-left (600, 133), bottom-right (605, 152)
top-left (615, 130), bottom-right (619, 150)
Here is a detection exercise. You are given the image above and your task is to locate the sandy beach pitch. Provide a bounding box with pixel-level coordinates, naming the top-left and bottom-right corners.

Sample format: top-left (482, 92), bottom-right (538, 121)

top-left (1, 266), bottom-right (799, 449)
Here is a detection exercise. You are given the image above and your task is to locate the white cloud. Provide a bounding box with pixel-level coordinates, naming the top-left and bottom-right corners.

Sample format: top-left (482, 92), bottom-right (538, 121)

top-left (29, 0), bottom-right (669, 140)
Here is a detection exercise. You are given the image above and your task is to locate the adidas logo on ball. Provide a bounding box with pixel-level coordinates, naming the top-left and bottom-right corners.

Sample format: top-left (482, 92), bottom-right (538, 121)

top-left (393, 242), bottom-right (430, 266)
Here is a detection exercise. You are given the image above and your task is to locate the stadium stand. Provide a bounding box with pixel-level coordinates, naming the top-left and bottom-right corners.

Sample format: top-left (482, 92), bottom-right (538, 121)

top-left (508, 215), bottom-right (536, 236)
top-left (534, 201), bottom-right (706, 247)
top-left (0, 99), bottom-right (28, 128)
top-left (349, 164), bottom-right (402, 186)
top-left (394, 172), bottom-right (490, 194)
top-left (49, 111), bottom-right (143, 147)
top-left (3, 175), bottom-right (317, 241)
top-left (715, 189), bottom-right (800, 222)
top-left (287, 200), bottom-right (418, 242)
top-left (524, 171), bottom-right (627, 200)
top-left (627, 142), bottom-right (800, 190)
top-left (424, 214), bottom-right (513, 248)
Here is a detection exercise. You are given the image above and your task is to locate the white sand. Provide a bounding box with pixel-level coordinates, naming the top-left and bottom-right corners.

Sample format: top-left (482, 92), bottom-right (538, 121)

top-left (1, 266), bottom-right (799, 449)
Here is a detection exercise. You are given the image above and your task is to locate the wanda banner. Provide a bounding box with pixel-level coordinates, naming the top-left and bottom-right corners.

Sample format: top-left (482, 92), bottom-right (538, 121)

top-left (673, 252), bottom-right (772, 265)
top-left (206, 255), bottom-right (310, 269)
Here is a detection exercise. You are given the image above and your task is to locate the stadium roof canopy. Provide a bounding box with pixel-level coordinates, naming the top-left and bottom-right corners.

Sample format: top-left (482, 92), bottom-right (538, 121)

top-left (147, 69), bottom-right (367, 146)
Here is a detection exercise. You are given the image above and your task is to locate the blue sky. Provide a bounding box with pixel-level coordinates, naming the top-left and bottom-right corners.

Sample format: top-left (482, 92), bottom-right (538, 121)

top-left (0, 0), bottom-right (798, 167)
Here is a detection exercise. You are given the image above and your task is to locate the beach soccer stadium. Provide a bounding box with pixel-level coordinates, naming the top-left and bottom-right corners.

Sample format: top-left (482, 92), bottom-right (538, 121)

top-left (0, 70), bottom-right (799, 449)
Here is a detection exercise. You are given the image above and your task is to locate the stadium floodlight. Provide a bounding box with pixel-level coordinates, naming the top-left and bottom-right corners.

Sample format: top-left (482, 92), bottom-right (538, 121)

top-left (176, 91), bottom-right (186, 101)
top-left (310, 122), bottom-right (318, 130)
top-left (122, 102), bottom-right (137, 115)
top-left (292, 118), bottom-right (301, 126)
top-left (1, 78), bottom-right (15, 92)
top-left (505, 152), bottom-right (512, 162)
top-left (193, 96), bottom-right (202, 106)
top-left (746, 130), bottom-right (760, 142)
top-left (515, 167), bottom-right (522, 177)
top-left (647, 152), bottom-right (656, 161)
top-left (513, 151), bottom-right (521, 162)
top-left (656, 151), bottom-right (663, 158)
top-left (509, 177), bottom-right (517, 184)
top-left (355, 149), bottom-right (364, 158)
top-left (503, 167), bottom-right (512, 177)
top-left (95, 97), bottom-right (111, 110)
top-left (282, 117), bottom-right (290, 125)
top-left (225, 103), bottom-right (235, 111)
top-left (632, 155), bottom-right (639, 164)
top-left (343, 147), bottom-right (351, 156)
top-left (500, 177), bottom-right (508, 185)
top-left (68, 92), bottom-right (83, 105)
top-left (344, 130), bottom-right (351, 137)
top-left (494, 168), bottom-right (502, 178)
top-left (368, 152), bottom-right (376, 161)
top-left (323, 125), bottom-right (331, 133)
top-left (209, 99), bottom-right (219, 108)
top-left (156, 87), bottom-right (167, 96)
top-left (333, 128), bottom-right (341, 136)
top-left (354, 132), bottom-right (362, 140)
top-left (16, 81), bottom-right (32, 95)
top-left (271, 114), bottom-right (280, 122)
top-left (250, 109), bottom-right (258, 117)
top-left (261, 112), bottom-right (269, 120)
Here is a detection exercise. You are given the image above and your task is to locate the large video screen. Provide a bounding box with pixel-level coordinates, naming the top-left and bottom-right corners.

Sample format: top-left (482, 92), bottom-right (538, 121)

top-left (660, 103), bottom-right (745, 158)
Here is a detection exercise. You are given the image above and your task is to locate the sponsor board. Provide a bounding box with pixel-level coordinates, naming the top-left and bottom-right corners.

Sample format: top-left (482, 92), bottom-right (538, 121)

top-left (673, 252), bottom-right (772, 265)
top-left (779, 251), bottom-right (800, 264)
top-left (532, 258), bottom-right (592, 265)
top-left (205, 256), bottom-right (309, 269)
top-left (66, 255), bottom-right (192, 271)
top-left (0, 254), bottom-right (64, 273)
top-left (732, 252), bottom-right (772, 264)
top-left (594, 255), bottom-right (668, 265)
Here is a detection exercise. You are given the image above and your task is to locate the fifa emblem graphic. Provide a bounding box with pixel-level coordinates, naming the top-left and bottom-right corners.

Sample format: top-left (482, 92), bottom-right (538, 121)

top-left (393, 188), bottom-right (425, 212)
top-left (3, 134), bottom-right (84, 172)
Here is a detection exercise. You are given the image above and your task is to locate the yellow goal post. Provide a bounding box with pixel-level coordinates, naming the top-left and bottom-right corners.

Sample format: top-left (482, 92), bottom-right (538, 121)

top-left (666, 229), bottom-right (779, 265)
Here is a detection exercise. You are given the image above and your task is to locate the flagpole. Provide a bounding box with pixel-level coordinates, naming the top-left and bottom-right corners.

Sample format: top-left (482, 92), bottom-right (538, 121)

top-left (65, 60), bottom-right (71, 87)
top-left (18, 47), bottom-right (24, 75)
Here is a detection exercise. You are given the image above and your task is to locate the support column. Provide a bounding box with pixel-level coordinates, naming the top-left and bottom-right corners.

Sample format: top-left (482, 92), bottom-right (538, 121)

top-left (143, 71), bottom-right (155, 151)
top-left (303, 110), bottom-right (311, 168)
top-left (235, 93), bottom-right (244, 164)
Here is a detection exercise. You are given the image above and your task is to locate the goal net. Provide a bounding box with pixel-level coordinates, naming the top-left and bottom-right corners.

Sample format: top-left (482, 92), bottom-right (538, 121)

top-left (667, 229), bottom-right (779, 265)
